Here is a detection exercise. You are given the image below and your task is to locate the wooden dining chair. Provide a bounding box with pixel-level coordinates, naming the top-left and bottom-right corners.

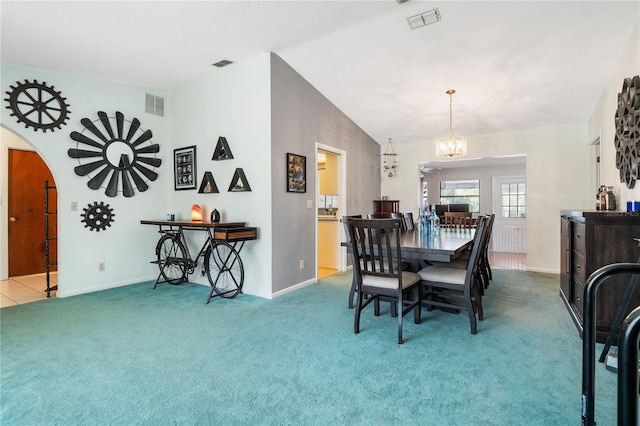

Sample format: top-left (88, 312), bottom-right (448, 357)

top-left (417, 216), bottom-right (488, 334)
top-left (444, 211), bottom-right (473, 230)
top-left (403, 212), bottom-right (415, 231)
top-left (367, 213), bottom-right (388, 219)
top-left (478, 213), bottom-right (495, 290)
top-left (347, 218), bottom-right (422, 344)
top-left (342, 215), bottom-right (362, 309)
top-left (436, 214), bottom-right (494, 293)
top-left (390, 212), bottom-right (406, 231)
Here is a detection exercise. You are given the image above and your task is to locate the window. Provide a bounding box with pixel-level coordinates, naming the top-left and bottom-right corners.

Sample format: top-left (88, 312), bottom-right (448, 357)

top-left (500, 182), bottom-right (526, 218)
top-left (440, 180), bottom-right (479, 212)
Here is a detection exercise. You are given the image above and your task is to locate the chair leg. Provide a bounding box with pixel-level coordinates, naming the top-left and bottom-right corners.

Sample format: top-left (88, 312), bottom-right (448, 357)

top-left (397, 296), bottom-right (404, 344)
top-left (473, 287), bottom-right (484, 321)
top-left (465, 293), bottom-right (477, 334)
top-left (348, 275), bottom-right (357, 309)
top-left (354, 291), bottom-right (364, 334)
top-left (413, 285), bottom-right (422, 324)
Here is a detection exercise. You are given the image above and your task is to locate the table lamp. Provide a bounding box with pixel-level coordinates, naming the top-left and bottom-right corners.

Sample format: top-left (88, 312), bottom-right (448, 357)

top-left (191, 204), bottom-right (202, 221)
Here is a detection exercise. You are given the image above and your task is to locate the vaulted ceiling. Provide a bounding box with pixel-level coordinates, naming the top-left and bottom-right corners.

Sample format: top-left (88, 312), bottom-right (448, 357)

top-left (2, 1), bottom-right (638, 145)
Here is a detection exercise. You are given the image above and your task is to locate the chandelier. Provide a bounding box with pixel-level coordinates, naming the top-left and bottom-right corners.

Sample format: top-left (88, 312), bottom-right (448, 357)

top-left (383, 137), bottom-right (398, 178)
top-left (436, 89), bottom-right (467, 158)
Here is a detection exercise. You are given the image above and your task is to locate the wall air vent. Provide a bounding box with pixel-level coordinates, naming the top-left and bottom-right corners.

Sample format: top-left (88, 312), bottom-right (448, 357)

top-left (212, 59), bottom-right (233, 68)
top-left (145, 93), bottom-right (164, 117)
top-left (407, 8), bottom-right (441, 30)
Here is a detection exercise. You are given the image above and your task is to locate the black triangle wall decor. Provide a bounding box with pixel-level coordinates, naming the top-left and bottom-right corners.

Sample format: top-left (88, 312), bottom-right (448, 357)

top-left (198, 171), bottom-right (219, 194)
top-left (228, 168), bottom-right (251, 192)
top-left (212, 136), bottom-right (234, 161)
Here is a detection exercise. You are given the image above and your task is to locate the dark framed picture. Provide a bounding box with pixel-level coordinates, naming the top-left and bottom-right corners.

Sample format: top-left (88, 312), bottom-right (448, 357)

top-left (287, 153), bottom-right (306, 193)
top-left (174, 146), bottom-right (197, 190)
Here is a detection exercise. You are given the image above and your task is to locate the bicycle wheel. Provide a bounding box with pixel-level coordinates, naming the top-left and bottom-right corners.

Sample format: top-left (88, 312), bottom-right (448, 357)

top-left (155, 234), bottom-right (188, 284)
top-left (205, 242), bottom-right (244, 298)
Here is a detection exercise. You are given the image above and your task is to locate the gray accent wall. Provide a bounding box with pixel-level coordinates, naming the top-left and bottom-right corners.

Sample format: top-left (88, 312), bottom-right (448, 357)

top-left (270, 53), bottom-right (380, 294)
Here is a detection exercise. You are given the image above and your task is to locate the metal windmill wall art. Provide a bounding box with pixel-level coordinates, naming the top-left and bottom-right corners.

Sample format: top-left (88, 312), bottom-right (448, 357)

top-left (68, 111), bottom-right (161, 197)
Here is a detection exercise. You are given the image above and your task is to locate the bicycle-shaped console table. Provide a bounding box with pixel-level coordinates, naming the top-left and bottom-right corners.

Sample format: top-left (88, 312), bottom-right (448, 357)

top-left (141, 220), bottom-right (257, 303)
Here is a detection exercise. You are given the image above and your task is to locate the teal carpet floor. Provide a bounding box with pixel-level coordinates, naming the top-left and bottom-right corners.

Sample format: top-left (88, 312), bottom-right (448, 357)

top-left (1, 270), bottom-right (622, 425)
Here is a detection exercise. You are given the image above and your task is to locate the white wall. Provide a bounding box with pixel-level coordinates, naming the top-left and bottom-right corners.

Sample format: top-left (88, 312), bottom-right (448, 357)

top-left (167, 54), bottom-right (272, 298)
top-left (589, 18), bottom-right (640, 204)
top-left (1, 67), bottom-right (168, 295)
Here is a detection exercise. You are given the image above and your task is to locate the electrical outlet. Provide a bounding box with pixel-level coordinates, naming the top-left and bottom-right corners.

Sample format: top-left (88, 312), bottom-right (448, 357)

top-left (98, 262), bottom-right (105, 272)
top-left (71, 201), bottom-right (78, 211)
top-left (300, 260), bottom-right (305, 269)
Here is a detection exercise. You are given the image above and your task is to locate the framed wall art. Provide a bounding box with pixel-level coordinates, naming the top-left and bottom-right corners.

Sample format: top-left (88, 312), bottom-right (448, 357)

top-left (174, 146), bottom-right (197, 190)
top-left (287, 153), bottom-right (306, 193)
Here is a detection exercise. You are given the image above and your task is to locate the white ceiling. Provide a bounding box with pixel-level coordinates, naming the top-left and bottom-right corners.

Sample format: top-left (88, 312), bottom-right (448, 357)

top-left (2, 1), bottom-right (638, 146)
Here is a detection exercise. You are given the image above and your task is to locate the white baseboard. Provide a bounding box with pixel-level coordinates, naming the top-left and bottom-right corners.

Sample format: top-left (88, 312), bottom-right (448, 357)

top-left (57, 274), bottom-right (158, 298)
top-left (270, 278), bottom-right (317, 299)
top-left (525, 266), bottom-right (560, 274)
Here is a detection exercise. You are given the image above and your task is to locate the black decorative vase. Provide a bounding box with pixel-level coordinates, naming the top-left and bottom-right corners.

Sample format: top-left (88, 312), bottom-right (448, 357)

top-left (211, 209), bottom-right (220, 223)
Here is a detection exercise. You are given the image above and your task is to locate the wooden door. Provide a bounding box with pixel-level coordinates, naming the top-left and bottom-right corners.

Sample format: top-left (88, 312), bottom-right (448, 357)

top-left (8, 149), bottom-right (57, 277)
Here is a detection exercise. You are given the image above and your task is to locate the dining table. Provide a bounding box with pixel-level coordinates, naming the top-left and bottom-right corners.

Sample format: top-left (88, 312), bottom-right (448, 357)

top-left (341, 227), bottom-right (475, 264)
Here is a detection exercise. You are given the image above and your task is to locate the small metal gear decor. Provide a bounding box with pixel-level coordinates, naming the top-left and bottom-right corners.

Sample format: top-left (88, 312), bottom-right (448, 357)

top-left (614, 75), bottom-right (640, 189)
top-left (68, 111), bottom-right (161, 197)
top-left (4, 79), bottom-right (70, 132)
top-left (81, 201), bottom-right (115, 232)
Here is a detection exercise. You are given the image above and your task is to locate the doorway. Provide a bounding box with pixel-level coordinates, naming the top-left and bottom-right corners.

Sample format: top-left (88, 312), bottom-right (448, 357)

top-left (1, 128), bottom-right (58, 306)
top-left (316, 144), bottom-right (346, 280)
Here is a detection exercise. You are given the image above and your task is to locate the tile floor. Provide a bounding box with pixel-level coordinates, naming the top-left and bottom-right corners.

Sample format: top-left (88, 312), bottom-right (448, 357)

top-left (0, 273), bottom-right (57, 308)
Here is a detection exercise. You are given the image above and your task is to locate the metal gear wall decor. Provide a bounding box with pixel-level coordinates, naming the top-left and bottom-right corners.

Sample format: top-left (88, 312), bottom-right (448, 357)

top-left (81, 201), bottom-right (115, 232)
top-left (68, 111), bottom-right (161, 197)
top-left (4, 79), bottom-right (70, 132)
top-left (614, 75), bottom-right (640, 189)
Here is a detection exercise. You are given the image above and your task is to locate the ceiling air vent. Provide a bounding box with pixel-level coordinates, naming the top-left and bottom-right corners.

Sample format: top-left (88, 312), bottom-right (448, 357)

top-left (212, 59), bottom-right (233, 68)
top-left (407, 8), bottom-right (441, 30)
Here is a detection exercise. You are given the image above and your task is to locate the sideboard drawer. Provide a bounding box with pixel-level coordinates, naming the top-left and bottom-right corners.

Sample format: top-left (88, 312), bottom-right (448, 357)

top-left (572, 221), bottom-right (586, 254)
top-left (573, 250), bottom-right (586, 284)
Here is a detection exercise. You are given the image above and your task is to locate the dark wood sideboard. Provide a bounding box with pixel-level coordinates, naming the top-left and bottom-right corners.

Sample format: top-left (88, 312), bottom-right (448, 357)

top-left (560, 210), bottom-right (640, 343)
top-left (373, 200), bottom-right (399, 218)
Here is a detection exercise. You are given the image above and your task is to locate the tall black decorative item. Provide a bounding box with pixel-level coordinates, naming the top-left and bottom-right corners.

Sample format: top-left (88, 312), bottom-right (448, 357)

top-left (68, 111), bottom-right (161, 197)
top-left (4, 79), bottom-right (70, 132)
top-left (614, 75), bottom-right (640, 189)
top-left (210, 209), bottom-right (220, 222)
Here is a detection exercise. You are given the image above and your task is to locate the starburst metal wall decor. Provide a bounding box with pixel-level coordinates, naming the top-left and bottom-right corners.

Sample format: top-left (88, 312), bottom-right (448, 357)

top-left (614, 75), bottom-right (640, 189)
top-left (68, 111), bottom-right (161, 197)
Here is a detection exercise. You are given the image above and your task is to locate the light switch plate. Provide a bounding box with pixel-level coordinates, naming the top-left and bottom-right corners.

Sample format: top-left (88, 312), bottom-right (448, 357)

top-left (307, 199), bottom-right (313, 208)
